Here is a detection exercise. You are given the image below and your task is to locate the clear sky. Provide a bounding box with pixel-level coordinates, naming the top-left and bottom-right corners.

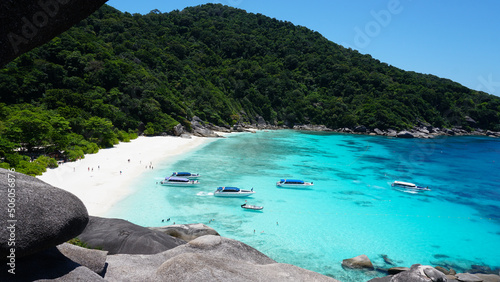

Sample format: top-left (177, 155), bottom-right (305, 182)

top-left (106, 0), bottom-right (500, 96)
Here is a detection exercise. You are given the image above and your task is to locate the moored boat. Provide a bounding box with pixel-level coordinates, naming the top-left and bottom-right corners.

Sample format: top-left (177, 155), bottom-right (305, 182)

top-left (171, 172), bottom-right (201, 179)
top-left (160, 177), bottom-right (200, 186)
top-left (213, 187), bottom-right (255, 197)
top-left (391, 181), bottom-right (430, 191)
top-left (241, 203), bottom-right (263, 210)
top-left (276, 179), bottom-right (313, 188)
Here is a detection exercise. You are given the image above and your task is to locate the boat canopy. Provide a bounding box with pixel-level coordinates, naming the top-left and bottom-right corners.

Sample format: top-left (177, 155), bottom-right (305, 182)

top-left (217, 187), bottom-right (240, 192)
top-left (173, 172), bottom-right (191, 176)
top-left (166, 177), bottom-right (190, 182)
top-left (280, 179), bottom-right (305, 184)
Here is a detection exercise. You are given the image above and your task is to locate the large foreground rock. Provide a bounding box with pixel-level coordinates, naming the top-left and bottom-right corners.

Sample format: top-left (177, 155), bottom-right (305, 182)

top-left (149, 223), bottom-right (220, 242)
top-left (154, 252), bottom-right (333, 281)
top-left (0, 168), bottom-right (89, 258)
top-left (105, 235), bottom-right (339, 281)
top-left (78, 216), bottom-right (186, 255)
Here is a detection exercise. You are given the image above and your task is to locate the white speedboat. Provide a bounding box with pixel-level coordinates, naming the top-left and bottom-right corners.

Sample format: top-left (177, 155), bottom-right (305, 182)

top-left (276, 179), bottom-right (314, 188)
top-left (213, 187), bottom-right (255, 197)
top-left (391, 181), bottom-right (430, 191)
top-left (160, 177), bottom-right (200, 186)
top-left (171, 172), bottom-right (201, 179)
top-left (241, 203), bottom-right (263, 210)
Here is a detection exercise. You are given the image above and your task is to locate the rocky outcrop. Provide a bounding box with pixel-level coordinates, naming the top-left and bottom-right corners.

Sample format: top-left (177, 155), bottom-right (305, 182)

top-left (293, 124), bottom-right (333, 131)
top-left (1, 0), bottom-right (108, 67)
top-left (396, 131), bottom-right (415, 139)
top-left (354, 125), bottom-right (368, 133)
top-left (173, 123), bottom-right (185, 136)
top-left (371, 264), bottom-right (500, 282)
top-left (149, 223), bottom-right (220, 242)
top-left (326, 123), bottom-right (500, 138)
top-left (191, 116), bottom-right (221, 137)
top-left (153, 252), bottom-right (334, 281)
top-left (0, 168), bottom-right (89, 259)
top-left (342, 254), bottom-right (374, 270)
top-left (77, 216), bottom-right (187, 255)
top-left (389, 264), bottom-right (447, 282)
top-left (474, 274), bottom-right (500, 282)
top-left (387, 267), bottom-right (410, 275)
top-left (455, 273), bottom-right (483, 282)
top-left (255, 115), bottom-right (267, 128)
top-left (105, 235), bottom-right (339, 281)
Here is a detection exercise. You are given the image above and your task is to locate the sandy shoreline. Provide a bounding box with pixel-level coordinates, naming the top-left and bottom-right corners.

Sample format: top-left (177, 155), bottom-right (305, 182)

top-left (37, 136), bottom-right (217, 216)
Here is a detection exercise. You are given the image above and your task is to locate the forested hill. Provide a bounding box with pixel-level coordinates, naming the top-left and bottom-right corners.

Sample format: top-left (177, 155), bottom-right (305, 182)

top-left (1, 4), bottom-right (500, 173)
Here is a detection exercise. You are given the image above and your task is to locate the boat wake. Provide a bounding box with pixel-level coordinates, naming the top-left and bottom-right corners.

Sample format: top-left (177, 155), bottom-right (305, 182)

top-left (196, 191), bottom-right (213, 196)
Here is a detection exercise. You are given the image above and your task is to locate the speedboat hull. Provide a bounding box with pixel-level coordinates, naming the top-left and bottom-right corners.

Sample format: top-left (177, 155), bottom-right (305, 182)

top-left (161, 182), bottom-right (200, 187)
top-left (276, 179), bottom-right (313, 188)
top-left (391, 181), bottom-right (430, 191)
top-left (276, 183), bottom-right (314, 188)
top-left (214, 187), bottom-right (255, 197)
top-left (241, 204), bottom-right (263, 210)
top-left (161, 176), bottom-right (200, 187)
top-left (214, 191), bottom-right (255, 197)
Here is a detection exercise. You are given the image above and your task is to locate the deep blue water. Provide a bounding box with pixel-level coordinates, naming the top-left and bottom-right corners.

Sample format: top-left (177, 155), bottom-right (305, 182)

top-left (107, 130), bottom-right (500, 281)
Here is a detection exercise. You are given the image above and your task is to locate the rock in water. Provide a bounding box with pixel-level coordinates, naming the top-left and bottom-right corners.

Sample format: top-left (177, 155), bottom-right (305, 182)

top-left (77, 216), bottom-right (187, 255)
top-left (342, 254), bottom-right (374, 270)
top-left (0, 168), bottom-right (89, 258)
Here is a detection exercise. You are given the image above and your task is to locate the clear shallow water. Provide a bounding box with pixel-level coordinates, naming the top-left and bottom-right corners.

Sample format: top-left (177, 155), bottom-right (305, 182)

top-left (107, 130), bottom-right (500, 281)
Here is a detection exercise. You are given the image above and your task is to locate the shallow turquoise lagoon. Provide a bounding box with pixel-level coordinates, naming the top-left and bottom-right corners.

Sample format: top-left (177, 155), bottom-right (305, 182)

top-left (107, 130), bottom-right (500, 281)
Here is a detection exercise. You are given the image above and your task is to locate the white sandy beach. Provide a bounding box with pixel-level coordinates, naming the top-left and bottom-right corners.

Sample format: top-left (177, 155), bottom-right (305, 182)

top-left (37, 136), bottom-right (216, 216)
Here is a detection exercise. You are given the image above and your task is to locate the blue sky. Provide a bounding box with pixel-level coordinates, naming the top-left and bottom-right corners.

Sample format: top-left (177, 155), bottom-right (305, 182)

top-left (107, 0), bottom-right (500, 96)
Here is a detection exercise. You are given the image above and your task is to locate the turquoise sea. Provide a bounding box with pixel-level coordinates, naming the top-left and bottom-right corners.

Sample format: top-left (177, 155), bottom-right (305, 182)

top-left (107, 130), bottom-right (500, 281)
